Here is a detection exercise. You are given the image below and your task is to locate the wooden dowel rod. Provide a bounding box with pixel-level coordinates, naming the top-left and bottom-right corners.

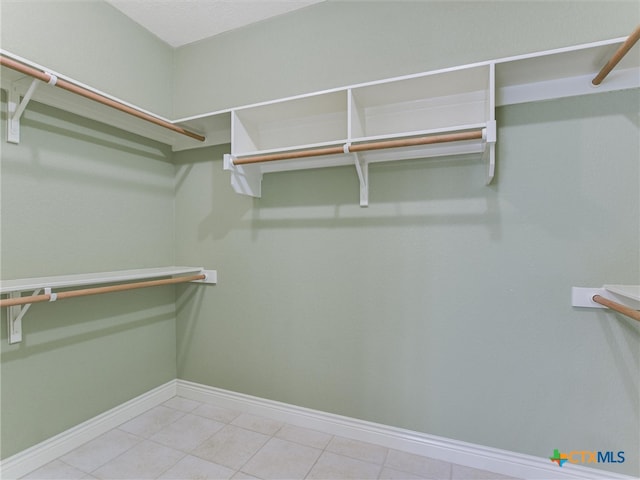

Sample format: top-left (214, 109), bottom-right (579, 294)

top-left (0, 274), bottom-right (206, 308)
top-left (592, 295), bottom-right (640, 322)
top-left (592, 24), bottom-right (640, 86)
top-left (233, 145), bottom-right (346, 165)
top-left (349, 130), bottom-right (484, 153)
top-left (233, 129), bottom-right (484, 166)
top-left (0, 55), bottom-right (205, 142)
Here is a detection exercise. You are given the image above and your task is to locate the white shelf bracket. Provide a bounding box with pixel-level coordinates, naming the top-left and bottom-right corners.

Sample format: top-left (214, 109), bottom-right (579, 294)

top-left (7, 289), bottom-right (42, 344)
top-left (350, 149), bottom-right (369, 207)
top-left (7, 78), bottom-right (42, 144)
top-left (224, 154), bottom-right (263, 198)
top-left (483, 121), bottom-right (497, 185)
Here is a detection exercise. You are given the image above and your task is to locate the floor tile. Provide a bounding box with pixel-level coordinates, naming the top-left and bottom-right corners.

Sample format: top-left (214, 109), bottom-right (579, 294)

top-left (241, 437), bottom-right (322, 479)
top-left (158, 454), bottom-right (235, 479)
top-left (163, 396), bottom-right (203, 413)
top-left (59, 429), bottom-right (142, 473)
top-left (231, 472), bottom-right (261, 480)
top-left (192, 403), bottom-right (242, 424)
top-left (21, 460), bottom-right (87, 479)
top-left (378, 466), bottom-right (426, 479)
top-left (451, 464), bottom-right (521, 479)
top-left (231, 412), bottom-right (283, 435)
top-left (385, 450), bottom-right (452, 479)
top-left (118, 405), bottom-right (185, 438)
top-left (275, 424), bottom-right (333, 450)
top-left (150, 413), bottom-right (225, 451)
top-left (191, 424), bottom-right (270, 470)
top-left (326, 436), bottom-right (388, 464)
top-left (91, 440), bottom-right (184, 479)
top-left (306, 451), bottom-right (381, 479)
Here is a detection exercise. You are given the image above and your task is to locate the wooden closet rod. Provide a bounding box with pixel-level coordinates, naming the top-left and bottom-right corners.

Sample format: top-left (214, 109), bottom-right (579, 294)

top-left (233, 129), bottom-right (484, 166)
top-left (592, 295), bottom-right (640, 322)
top-left (592, 24), bottom-right (640, 86)
top-left (0, 55), bottom-right (205, 142)
top-left (0, 274), bottom-right (206, 308)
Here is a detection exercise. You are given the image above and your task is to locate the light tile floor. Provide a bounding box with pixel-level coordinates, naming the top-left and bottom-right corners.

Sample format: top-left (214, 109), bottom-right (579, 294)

top-left (22, 396), bottom-right (519, 480)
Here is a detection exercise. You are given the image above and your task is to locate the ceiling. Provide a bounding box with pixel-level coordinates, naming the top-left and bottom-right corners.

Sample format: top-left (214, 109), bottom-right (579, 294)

top-left (105, 0), bottom-right (326, 48)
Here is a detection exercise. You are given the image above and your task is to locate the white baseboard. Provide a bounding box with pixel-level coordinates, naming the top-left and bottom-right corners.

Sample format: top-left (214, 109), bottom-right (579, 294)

top-left (0, 380), bottom-right (177, 479)
top-left (1, 379), bottom-right (634, 480)
top-left (177, 379), bottom-right (635, 480)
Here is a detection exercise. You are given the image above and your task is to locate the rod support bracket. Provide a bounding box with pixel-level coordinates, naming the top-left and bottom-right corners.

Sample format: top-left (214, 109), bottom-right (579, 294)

top-left (7, 289), bottom-right (41, 344)
top-left (7, 78), bottom-right (41, 144)
top-left (189, 270), bottom-right (217, 284)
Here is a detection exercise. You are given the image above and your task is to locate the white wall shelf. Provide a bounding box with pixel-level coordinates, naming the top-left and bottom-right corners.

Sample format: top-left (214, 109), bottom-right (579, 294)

top-left (1, 266), bottom-right (217, 344)
top-left (2, 36), bottom-right (639, 203)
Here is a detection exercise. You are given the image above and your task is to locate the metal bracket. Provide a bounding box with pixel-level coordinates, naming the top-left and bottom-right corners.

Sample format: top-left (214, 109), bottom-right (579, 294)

top-left (224, 154), bottom-right (263, 198)
top-left (483, 121), bottom-right (497, 185)
top-left (7, 78), bottom-right (40, 144)
top-left (7, 289), bottom-right (42, 344)
top-left (351, 151), bottom-right (369, 207)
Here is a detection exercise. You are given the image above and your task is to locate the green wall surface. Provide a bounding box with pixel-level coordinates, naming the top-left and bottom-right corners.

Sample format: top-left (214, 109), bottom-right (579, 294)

top-left (0, 0), bottom-right (174, 117)
top-left (173, 2), bottom-right (640, 477)
top-left (173, 0), bottom-right (640, 117)
top-left (0, 97), bottom-right (178, 457)
top-left (1, 0), bottom-right (639, 477)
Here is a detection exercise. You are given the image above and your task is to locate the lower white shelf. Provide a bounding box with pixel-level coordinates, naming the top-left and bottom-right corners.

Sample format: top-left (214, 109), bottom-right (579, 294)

top-left (1, 266), bottom-right (217, 345)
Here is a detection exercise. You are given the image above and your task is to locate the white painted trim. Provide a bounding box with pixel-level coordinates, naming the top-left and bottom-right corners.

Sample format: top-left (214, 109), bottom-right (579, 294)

top-left (0, 380), bottom-right (177, 479)
top-left (176, 380), bottom-right (635, 480)
top-left (2, 379), bottom-right (634, 480)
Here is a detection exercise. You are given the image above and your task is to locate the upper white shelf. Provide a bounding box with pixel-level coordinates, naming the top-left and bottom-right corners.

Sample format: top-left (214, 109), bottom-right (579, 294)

top-left (2, 35), bottom-right (638, 155)
top-left (0, 266), bottom-right (213, 294)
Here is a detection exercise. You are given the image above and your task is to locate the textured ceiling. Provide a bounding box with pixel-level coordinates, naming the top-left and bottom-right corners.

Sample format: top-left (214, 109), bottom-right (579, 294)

top-left (106, 0), bottom-right (326, 48)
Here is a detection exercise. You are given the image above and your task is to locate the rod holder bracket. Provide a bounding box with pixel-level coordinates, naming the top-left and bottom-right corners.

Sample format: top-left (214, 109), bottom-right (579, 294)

top-left (7, 78), bottom-right (39, 144)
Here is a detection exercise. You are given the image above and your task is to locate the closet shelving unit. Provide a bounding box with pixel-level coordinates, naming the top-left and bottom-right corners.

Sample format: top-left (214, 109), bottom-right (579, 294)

top-left (2, 34), bottom-right (639, 205)
top-left (0, 267), bottom-right (217, 344)
top-left (1, 31), bottom-right (639, 336)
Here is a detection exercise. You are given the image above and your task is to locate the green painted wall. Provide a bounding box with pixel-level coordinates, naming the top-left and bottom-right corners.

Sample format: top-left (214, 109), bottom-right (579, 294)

top-left (1, 0), bottom-right (178, 458)
top-left (173, 0), bottom-right (639, 117)
top-left (173, 2), bottom-right (640, 477)
top-left (1, 0), bottom-right (639, 477)
top-left (0, 0), bottom-right (174, 117)
top-left (0, 96), bottom-right (177, 456)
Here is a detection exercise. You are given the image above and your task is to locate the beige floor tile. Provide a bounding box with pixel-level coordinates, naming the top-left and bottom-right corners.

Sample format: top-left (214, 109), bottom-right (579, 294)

top-left (241, 437), bottom-right (322, 479)
top-left (158, 454), bottom-right (235, 479)
top-left (306, 451), bottom-right (381, 479)
top-left (275, 424), bottom-right (333, 450)
top-left (91, 440), bottom-right (184, 479)
top-left (163, 396), bottom-right (203, 413)
top-left (231, 412), bottom-right (283, 435)
top-left (326, 436), bottom-right (388, 464)
top-left (231, 472), bottom-right (261, 480)
top-left (451, 464), bottom-right (522, 480)
top-left (192, 403), bottom-right (242, 424)
top-left (150, 413), bottom-right (225, 451)
top-left (60, 429), bottom-right (142, 473)
top-left (385, 450), bottom-right (452, 479)
top-left (191, 424), bottom-right (270, 470)
top-left (21, 460), bottom-right (88, 479)
top-left (118, 405), bottom-right (185, 438)
top-left (378, 466), bottom-right (427, 479)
